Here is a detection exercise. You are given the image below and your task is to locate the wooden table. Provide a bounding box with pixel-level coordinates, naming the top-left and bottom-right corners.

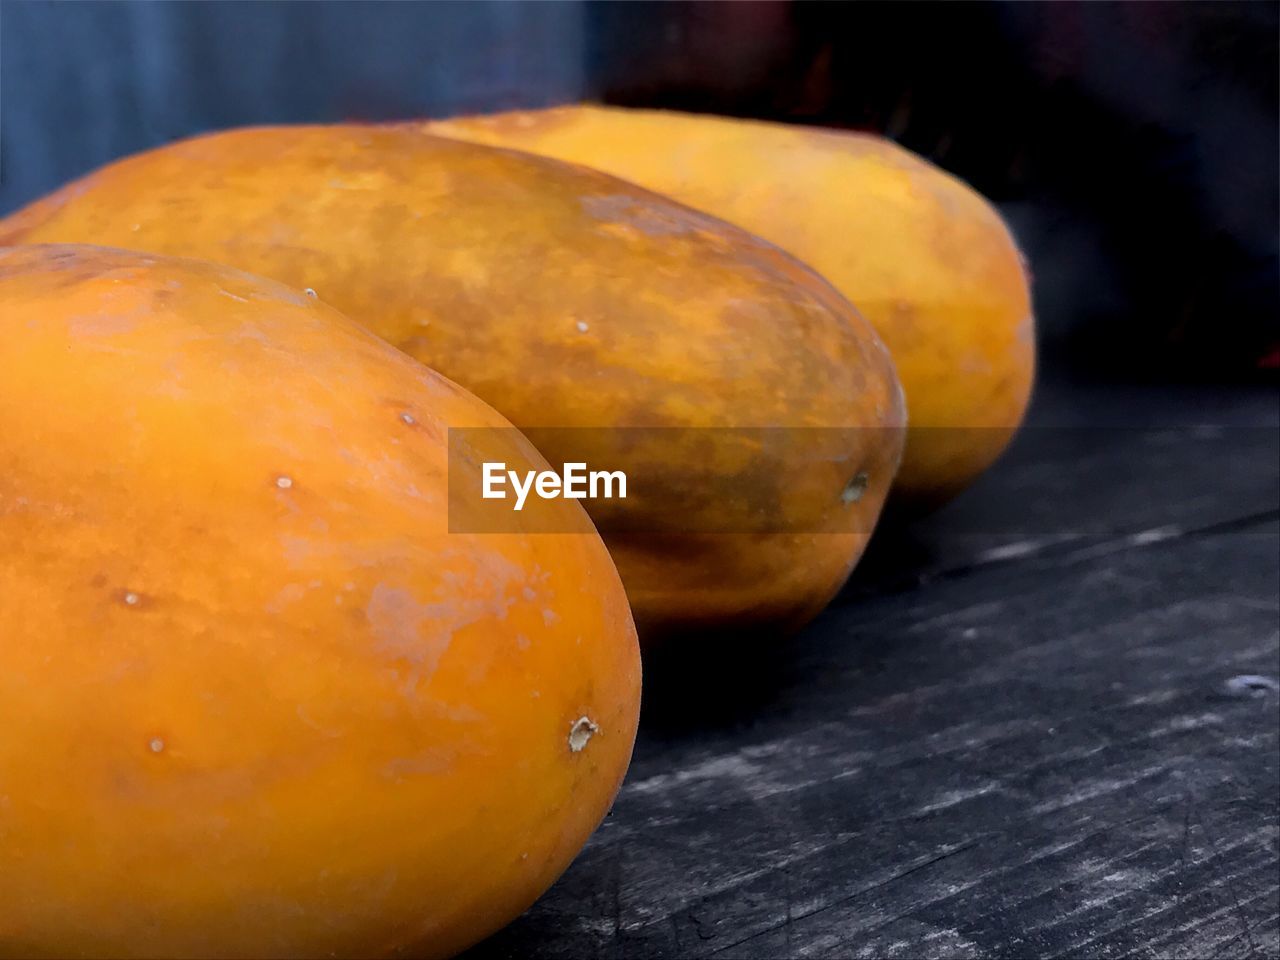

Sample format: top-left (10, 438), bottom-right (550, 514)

top-left (467, 379), bottom-right (1280, 960)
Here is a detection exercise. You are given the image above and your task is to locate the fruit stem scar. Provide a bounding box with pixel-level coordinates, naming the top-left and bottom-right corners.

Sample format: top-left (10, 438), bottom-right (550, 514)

top-left (842, 472), bottom-right (869, 504)
top-left (149, 738), bottom-right (165, 753)
top-left (568, 716), bottom-right (599, 752)
top-left (275, 475), bottom-right (293, 489)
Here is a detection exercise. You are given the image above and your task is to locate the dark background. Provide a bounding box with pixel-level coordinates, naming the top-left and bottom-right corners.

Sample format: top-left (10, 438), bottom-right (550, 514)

top-left (1, 0), bottom-right (1277, 382)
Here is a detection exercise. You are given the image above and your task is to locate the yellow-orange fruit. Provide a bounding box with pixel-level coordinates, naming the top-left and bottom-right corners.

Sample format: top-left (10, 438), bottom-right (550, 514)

top-left (0, 244), bottom-right (640, 959)
top-left (0, 125), bottom-right (905, 640)
top-left (425, 105), bottom-right (1035, 506)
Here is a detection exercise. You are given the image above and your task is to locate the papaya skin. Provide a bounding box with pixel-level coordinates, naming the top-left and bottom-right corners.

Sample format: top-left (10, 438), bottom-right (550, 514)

top-left (0, 124), bottom-right (906, 641)
top-left (0, 244), bottom-right (640, 959)
top-left (423, 105), bottom-right (1035, 507)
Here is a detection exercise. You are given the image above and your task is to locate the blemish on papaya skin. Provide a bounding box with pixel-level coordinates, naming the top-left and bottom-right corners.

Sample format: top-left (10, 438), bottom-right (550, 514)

top-left (66, 310), bottom-right (143, 339)
top-left (275, 475), bottom-right (294, 490)
top-left (387, 399), bottom-right (441, 440)
top-left (148, 738), bottom-right (165, 754)
top-left (366, 562), bottom-right (524, 697)
top-left (265, 583), bottom-right (308, 614)
top-left (304, 288), bottom-right (318, 299)
top-left (580, 193), bottom-right (721, 238)
top-left (279, 535), bottom-right (325, 567)
top-left (365, 585), bottom-right (457, 697)
top-left (568, 716), bottom-right (599, 753)
top-left (382, 750), bottom-right (452, 780)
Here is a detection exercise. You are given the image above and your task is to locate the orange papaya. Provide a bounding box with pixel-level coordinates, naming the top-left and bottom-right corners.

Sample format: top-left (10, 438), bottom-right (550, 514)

top-left (425, 105), bottom-right (1035, 506)
top-left (0, 244), bottom-right (640, 959)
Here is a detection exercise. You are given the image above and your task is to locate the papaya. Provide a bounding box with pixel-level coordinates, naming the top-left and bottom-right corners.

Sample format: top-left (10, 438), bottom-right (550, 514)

top-left (423, 105), bottom-right (1036, 506)
top-left (0, 124), bottom-right (906, 641)
top-left (0, 244), bottom-right (640, 959)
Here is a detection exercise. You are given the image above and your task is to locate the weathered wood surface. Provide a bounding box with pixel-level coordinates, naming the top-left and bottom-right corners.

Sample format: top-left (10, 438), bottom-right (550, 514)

top-left (466, 382), bottom-right (1280, 960)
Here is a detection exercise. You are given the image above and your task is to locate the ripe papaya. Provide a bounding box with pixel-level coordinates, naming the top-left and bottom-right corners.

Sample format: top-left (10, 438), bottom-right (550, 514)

top-left (0, 125), bottom-right (906, 641)
top-left (424, 105), bottom-right (1036, 506)
top-left (0, 244), bottom-right (640, 959)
